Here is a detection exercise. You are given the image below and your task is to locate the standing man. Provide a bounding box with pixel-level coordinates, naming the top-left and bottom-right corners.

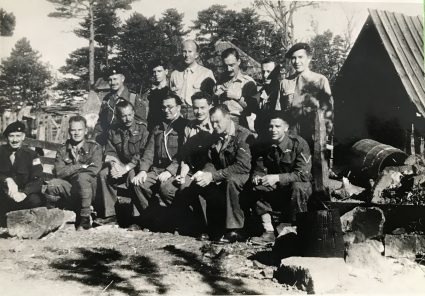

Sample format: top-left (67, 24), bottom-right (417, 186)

top-left (94, 67), bottom-right (149, 145)
top-left (131, 93), bottom-right (188, 225)
top-left (96, 100), bottom-right (149, 219)
top-left (279, 43), bottom-right (333, 151)
top-left (215, 48), bottom-right (257, 130)
top-left (250, 112), bottom-right (312, 244)
top-left (143, 58), bottom-right (170, 130)
top-left (44, 116), bottom-right (103, 230)
top-left (181, 105), bottom-right (254, 243)
top-left (0, 122), bottom-right (44, 223)
top-left (170, 39), bottom-right (215, 120)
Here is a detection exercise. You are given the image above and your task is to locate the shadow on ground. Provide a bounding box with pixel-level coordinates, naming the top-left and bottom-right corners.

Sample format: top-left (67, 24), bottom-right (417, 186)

top-left (163, 245), bottom-right (260, 295)
top-left (50, 247), bottom-right (168, 295)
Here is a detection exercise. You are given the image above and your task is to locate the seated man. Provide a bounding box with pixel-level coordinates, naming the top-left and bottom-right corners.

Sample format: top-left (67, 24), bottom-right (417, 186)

top-left (0, 121), bottom-right (44, 225)
top-left (250, 112), bottom-right (312, 244)
top-left (131, 93), bottom-right (188, 226)
top-left (180, 104), bottom-right (254, 243)
top-left (44, 116), bottom-right (102, 230)
top-left (96, 100), bottom-right (149, 220)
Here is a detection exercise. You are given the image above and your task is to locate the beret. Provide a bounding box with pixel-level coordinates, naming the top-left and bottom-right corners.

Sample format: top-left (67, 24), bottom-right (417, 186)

top-left (104, 66), bottom-right (124, 77)
top-left (285, 43), bottom-right (312, 59)
top-left (3, 121), bottom-right (25, 136)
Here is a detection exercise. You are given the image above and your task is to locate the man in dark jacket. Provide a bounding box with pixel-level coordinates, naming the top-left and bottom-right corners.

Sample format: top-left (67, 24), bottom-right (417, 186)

top-left (0, 121), bottom-right (44, 224)
top-left (44, 116), bottom-right (103, 230)
top-left (250, 111), bottom-right (312, 244)
top-left (94, 67), bottom-right (149, 145)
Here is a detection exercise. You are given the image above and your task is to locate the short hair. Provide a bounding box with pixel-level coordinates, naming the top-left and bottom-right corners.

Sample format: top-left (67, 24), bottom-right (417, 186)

top-left (115, 99), bottom-right (134, 114)
top-left (162, 92), bottom-right (183, 106)
top-left (221, 48), bottom-right (240, 60)
top-left (261, 58), bottom-right (275, 65)
top-left (191, 91), bottom-right (213, 105)
top-left (69, 115), bottom-right (87, 127)
top-left (210, 104), bottom-right (230, 116)
top-left (182, 39), bottom-right (199, 52)
top-left (148, 58), bottom-right (169, 71)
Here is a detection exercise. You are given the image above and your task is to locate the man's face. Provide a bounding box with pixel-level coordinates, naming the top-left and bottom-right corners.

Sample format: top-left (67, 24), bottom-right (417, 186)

top-left (152, 66), bottom-right (168, 84)
top-left (182, 41), bottom-right (198, 66)
top-left (108, 74), bottom-right (125, 91)
top-left (290, 49), bottom-right (311, 74)
top-left (117, 106), bottom-right (135, 128)
top-left (192, 98), bottom-right (211, 122)
top-left (69, 121), bottom-right (87, 143)
top-left (223, 54), bottom-right (240, 78)
top-left (210, 110), bottom-right (231, 135)
top-left (269, 118), bottom-right (289, 142)
top-left (7, 132), bottom-right (25, 150)
top-left (162, 98), bottom-right (180, 121)
top-left (261, 62), bottom-right (276, 83)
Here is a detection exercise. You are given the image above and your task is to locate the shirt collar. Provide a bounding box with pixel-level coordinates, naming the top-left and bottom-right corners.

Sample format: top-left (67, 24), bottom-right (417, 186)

top-left (276, 135), bottom-right (291, 152)
top-left (185, 63), bottom-right (200, 74)
top-left (67, 140), bottom-right (86, 152)
top-left (118, 121), bottom-right (137, 136)
top-left (231, 71), bottom-right (245, 83)
top-left (151, 80), bottom-right (168, 90)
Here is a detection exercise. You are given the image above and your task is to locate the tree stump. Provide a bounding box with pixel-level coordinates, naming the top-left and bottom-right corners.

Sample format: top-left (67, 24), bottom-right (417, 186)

top-left (6, 207), bottom-right (65, 239)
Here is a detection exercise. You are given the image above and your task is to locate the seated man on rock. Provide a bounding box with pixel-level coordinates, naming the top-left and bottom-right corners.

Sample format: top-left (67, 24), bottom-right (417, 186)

top-left (250, 111), bottom-right (312, 244)
top-left (96, 100), bottom-right (149, 222)
top-left (0, 121), bottom-right (44, 225)
top-left (44, 116), bottom-right (102, 230)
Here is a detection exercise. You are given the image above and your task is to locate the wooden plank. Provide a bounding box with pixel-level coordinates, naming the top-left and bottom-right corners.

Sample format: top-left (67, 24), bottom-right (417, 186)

top-left (23, 138), bottom-right (63, 151)
top-left (404, 15), bottom-right (423, 55)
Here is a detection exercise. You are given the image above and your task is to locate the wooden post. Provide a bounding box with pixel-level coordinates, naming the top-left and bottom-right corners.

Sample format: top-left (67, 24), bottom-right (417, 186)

top-left (410, 123), bottom-right (415, 155)
top-left (313, 110), bottom-right (329, 193)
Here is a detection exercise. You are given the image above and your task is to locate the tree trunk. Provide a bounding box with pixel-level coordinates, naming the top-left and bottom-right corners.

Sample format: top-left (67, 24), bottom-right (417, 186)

top-left (88, 3), bottom-right (95, 90)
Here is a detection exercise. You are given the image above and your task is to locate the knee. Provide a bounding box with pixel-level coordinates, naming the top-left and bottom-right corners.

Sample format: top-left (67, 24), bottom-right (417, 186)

top-left (45, 178), bottom-right (63, 195)
top-left (75, 172), bottom-right (95, 185)
top-left (159, 180), bottom-right (177, 199)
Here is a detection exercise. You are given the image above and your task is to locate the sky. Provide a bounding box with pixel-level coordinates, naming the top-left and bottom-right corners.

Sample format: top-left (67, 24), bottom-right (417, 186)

top-left (0, 0), bottom-right (423, 73)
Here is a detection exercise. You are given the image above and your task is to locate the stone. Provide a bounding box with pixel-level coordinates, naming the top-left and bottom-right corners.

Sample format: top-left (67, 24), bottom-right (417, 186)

top-left (372, 170), bottom-right (403, 203)
top-left (332, 177), bottom-right (365, 200)
top-left (385, 234), bottom-right (425, 258)
top-left (412, 174), bottom-right (425, 186)
top-left (62, 210), bottom-right (76, 223)
top-left (7, 207), bottom-right (65, 239)
top-left (340, 207), bottom-right (385, 242)
top-left (345, 240), bottom-right (385, 271)
top-left (275, 257), bottom-right (347, 294)
top-left (382, 165), bottom-right (414, 175)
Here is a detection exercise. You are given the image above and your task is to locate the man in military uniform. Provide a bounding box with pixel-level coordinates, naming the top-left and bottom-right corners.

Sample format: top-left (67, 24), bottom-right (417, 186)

top-left (130, 93), bottom-right (188, 228)
top-left (96, 100), bottom-right (149, 219)
top-left (94, 67), bottom-right (149, 145)
top-left (44, 116), bottom-right (102, 230)
top-left (0, 121), bottom-right (44, 224)
top-left (215, 48), bottom-right (257, 130)
top-left (250, 111), bottom-right (312, 244)
top-left (180, 104), bottom-right (254, 243)
top-left (170, 40), bottom-right (216, 120)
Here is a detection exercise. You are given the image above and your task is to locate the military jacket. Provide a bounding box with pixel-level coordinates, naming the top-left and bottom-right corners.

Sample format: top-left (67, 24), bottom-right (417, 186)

top-left (203, 124), bottom-right (253, 182)
top-left (139, 116), bottom-right (188, 175)
top-left (253, 134), bottom-right (312, 186)
top-left (105, 121), bottom-right (149, 166)
top-left (0, 145), bottom-right (43, 195)
top-left (54, 140), bottom-right (103, 179)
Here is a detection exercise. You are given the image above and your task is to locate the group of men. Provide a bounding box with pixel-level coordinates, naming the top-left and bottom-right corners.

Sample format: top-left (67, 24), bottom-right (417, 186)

top-left (0, 39), bottom-right (333, 244)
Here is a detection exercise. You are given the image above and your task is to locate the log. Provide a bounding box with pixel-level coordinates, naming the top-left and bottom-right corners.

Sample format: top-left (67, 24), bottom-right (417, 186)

top-left (312, 110), bottom-right (329, 192)
top-left (6, 207), bottom-right (65, 239)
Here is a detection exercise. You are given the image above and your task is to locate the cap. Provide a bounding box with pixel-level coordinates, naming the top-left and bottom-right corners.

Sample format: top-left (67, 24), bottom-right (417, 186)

top-left (3, 121), bottom-right (26, 136)
top-left (104, 66), bottom-right (124, 77)
top-left (285, 43), bottom-right (312, 59)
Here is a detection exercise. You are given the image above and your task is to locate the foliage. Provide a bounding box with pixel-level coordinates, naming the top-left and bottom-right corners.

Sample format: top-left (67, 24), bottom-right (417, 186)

top-left (0, 38), bottom-right (52, 110)
top-left (0, 8), bottom-right (16, 36)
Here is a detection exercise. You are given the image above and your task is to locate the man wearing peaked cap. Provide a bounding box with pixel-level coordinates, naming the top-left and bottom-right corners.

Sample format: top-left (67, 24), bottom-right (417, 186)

top-left (93, 65), bottom-right (149, 145)
top-left (0, 121), bottom-right (45, 225)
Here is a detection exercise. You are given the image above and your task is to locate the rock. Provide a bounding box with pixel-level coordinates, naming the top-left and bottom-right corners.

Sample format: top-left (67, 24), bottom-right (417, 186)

top-left (384, 234), bottom-right (425, 259)
top-left (273, 232), bottom-right (300, 259)
top-left (332, 177), bottom-right (366, 200)
top-left (382, 165), bottom-right (414, 175)
top-left (275, 257), bottom-right (347, 294)
top-left (404, 155), bottom-right (425, 166)
top-left (372, 170), bottom-right (403, 203)
top-left (392, 227), bottom-right (406, 235)
top-left (62, 210), bottom-right (76, 223)
top-left (412, 174), bottom-right (425, 186)
top-left (7, 207), bottom-right (65, 239)
top-left (340, 207), bottom-right (385, 242)
top-left (260, 267), bottom-right (274, 279)
top-left (345, 240), bottom-right (385, 271)
top-left (343, 232), bottom-right (356, 245)
top-left (277, 224), bottom-right (296, 237)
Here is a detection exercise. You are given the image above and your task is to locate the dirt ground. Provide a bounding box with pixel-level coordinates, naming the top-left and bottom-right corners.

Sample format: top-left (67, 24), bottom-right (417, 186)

top-left (0, 224), bottom-right (300, 296)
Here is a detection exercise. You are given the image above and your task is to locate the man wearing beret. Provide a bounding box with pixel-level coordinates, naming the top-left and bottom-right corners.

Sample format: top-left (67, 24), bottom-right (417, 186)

top-left (250, 112), bottom-right (312, 245)
top-left (279, 43), bottom-right (333, 153)
top-left (0, 121), bottom-right (44, 224)
top-left (94, 67), bottom-right (149, 145)
top-left (44, 116), bottom-right (102, 230)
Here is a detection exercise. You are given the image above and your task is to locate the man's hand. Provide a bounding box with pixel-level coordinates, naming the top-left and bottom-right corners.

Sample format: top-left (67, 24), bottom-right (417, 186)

top-left (110, 162), bottom-right (127, 179)
top-left (81, 162), bottom-right (94, 169)
top-left (252, 175), bottom-right (262, 186)
top-left (261, 174), bottom-right (280, 187)
top-left (158, 171), bottom-right (172, 183)
top-left (192, 171), bottom-right (213, 187)
top-left (131, 171), bottom-right (147, 186)
top-left (5, 178), bottom-right (18, 197)
top-left (175, 175), bottom-right (186, 185)
top-left (10, 191), bottom-right (26, 203)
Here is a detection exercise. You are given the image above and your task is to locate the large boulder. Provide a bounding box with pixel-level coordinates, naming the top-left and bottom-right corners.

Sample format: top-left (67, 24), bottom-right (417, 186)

top-left (340, 207), bottom-right (385, 242)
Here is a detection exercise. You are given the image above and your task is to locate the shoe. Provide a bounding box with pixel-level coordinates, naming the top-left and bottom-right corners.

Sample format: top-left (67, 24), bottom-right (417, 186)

top-left (93, 216), bottom-right (117, 226)
top-left (196, 233), bottom-right (210, 241)
top-left (127, 224), bottom-right (141, 231)
top-left (216, 230), bottom-right (246, 244)
top-left (250, 231), bottom-right (276, 245)
top-left (76, 216), bottom-right (92, 231)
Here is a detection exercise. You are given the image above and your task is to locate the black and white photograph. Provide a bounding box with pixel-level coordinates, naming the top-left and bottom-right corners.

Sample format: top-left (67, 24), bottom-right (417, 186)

top-left (0, 0), bottom-right (424, 294)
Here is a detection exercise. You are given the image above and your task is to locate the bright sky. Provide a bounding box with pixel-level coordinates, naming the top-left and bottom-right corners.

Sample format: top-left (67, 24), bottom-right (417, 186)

top-left (0, 0), bottom-right (423, 72)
